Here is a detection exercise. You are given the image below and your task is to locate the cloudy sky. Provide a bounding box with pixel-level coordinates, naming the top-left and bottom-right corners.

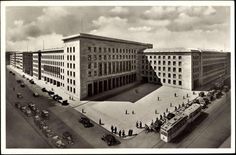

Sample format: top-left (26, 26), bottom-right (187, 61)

top-left (6, 6), bottom-right (230, 51)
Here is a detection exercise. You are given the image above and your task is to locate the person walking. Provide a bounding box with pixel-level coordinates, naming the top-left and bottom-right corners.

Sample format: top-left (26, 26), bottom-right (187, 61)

top-left (132, 110), bottom-right (135, 114)
top-left (99, 118), bottom-right (102, 125)
top-left (111, 125), bottom-right (114, 133)
top-left (119, 130), bottom-right (121, 137)
top-left (136, 121), bottom-right (139, 128)
top-left (174, 93), bottom-right (177, 97)
top-left (122, 130), bottom-right (125, 137)
top-left (114, 126), bottom-right (117, 134)
top-left (125, 109), bottom-right (128, 115)
top-left (139, 121), bottom-right (142, 128)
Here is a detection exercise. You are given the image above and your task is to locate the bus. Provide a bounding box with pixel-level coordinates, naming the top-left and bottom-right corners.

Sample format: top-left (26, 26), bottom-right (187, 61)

top-left (160, 104), bottom-right (202, 143)
top-left (160, 113), bottom-right (188, 142)
top-left (183, 103), bottom-right (202, 123)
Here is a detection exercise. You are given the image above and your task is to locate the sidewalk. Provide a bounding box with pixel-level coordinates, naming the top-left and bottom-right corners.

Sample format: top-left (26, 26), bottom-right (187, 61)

top-left (7, 66), bottom-right (86, 107)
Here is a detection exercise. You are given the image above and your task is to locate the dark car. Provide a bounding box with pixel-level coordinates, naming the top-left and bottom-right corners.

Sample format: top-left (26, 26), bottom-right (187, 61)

top-left (48, 91), bottom-right (54, 96)
top-left (12, 73), bottom-right (15, 76)
top-left (166, 113), bottom-right (175, 120)
top-left (20, 83), bottom-right (25, 87)
top-left (29, 79), bottom-right (35, 84)
top-left (42, 88), bottom-right (47, 92)
top-left (41, 110), bottom-right (49, 119)
top-left (24, 109), bottom-right (33, 117)
top-left (9, 71), bottom-right (12, 74)
top-left (33, 92), bottom-right (39, 97)
top-left (17, 79), bottom-right (22, 83)
top-left (62, 100), bottom-right (69, 106)
top-left (101, 134), bottom-right (120, 146)
top-left (62, 131), bottom-right (74, 144)
top-left (28, 103), bottom-right (35, 110)
top-left (79, 117), bottom-right (94, 128)
top-left (15, 102), bottom-right (21, 109)
top-left (17, 93), bottom-right (23, 98)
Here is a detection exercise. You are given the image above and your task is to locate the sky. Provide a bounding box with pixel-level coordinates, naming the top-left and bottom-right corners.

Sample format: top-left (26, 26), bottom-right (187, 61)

top-left (5, 6), bottom-right (231, 51)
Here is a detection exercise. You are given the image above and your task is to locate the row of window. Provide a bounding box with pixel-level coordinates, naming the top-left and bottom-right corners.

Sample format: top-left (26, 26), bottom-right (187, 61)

top-left (144, 55), bottom-right (182, 60)
top-left (67, 78), bottom-right (76, 86)
top-left (67, 47), bottom-right (75, 53)
top-left (42, 60), bottom-right (64, 66)
top-left (67, 63), bottom-right (75, 69)
top-left (143, 60), bottom-right (182, 66)
top-left (67, 55), bottom-right (75, 61)
top-left (67, 70), bottom-right (76, 77)
top-left (42, 55), bottom-right (64, 60)
top-left (142, 66), bottom-right (182, 73)
top-left (88, 46), bottom-right (137, 54)
top-left (67, 85), bottom-right (76, 94)
top-left (88, 54), bottom-right (136, 61)
top-left (43, 76), bottom-right (64, 87)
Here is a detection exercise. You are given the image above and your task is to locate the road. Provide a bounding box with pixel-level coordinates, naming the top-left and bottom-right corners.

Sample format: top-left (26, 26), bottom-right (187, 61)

top-left (6, 68), bottom-right (93, 148)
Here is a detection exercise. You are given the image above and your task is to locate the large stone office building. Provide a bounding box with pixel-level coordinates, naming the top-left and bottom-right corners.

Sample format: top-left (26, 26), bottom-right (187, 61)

top-left (62, 33), bottom-right (152, 99)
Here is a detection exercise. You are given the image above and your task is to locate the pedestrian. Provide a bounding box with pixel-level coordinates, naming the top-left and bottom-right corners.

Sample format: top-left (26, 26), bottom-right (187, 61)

top-left (186, 93), bottom-right (188, 97)
top-left (119, 130), bottom-right (121, 137)
top-left (157, 96), bottom-right (160, 101)
top-left (151, 120), bottom-right (154, 126)
top-left (111, 125), bottom-right (114, 133)
top-left (175, 106), bottom-right (177, 111)
top-left (114, 126), bottom-right (117, 134)
top-left (155, 109), bottom-right (157, 114)
top-left (166, 108), bottom-right (168, 112)
top-left (125, 109), bottom-right (128, 114)
top-left (183, 96), bottom-right (185, 99)
top-left (99, 118), bottom-right (102, 125)
top-left (174, 93), bottom-right (177, 97)
top-left (122, 130), bottom-right (125, 137)
top-left (139, 121), bottom-right (142, 128)
top-left (136, 121), bottom-right (139, 128)
top-left (132, 110), bottom-right (135, 114)
top-left (170, 103), bottom-right (172, 107)
top-left (82, 108), bottom-right (84, 113)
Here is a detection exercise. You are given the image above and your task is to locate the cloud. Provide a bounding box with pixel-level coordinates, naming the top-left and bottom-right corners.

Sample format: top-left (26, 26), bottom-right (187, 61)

top-left (6, 33), bottom-right (63, 51)
top-left (110, 6), bottom-right (129, 15)
top-left (128, 26), bottom-right (152, 32)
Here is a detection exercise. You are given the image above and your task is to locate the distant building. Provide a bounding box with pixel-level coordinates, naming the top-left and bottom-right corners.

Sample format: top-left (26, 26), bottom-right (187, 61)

top-left (141, 48), bottom-right (230, 90)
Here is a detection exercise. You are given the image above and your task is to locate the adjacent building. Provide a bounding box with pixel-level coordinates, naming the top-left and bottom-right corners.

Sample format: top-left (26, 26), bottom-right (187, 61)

top-left (141, 48), bottom-right (230, 90)
top-left (23, 52), bottom-right (33, 76)
top-left (15, 52), bottom-right (23, 70)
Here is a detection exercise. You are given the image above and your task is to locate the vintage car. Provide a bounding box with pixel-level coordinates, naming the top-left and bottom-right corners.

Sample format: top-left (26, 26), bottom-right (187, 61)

top-left (101, 134), bottom-right (120, 146)
top-left (79, 117), bottom-right (94, 128)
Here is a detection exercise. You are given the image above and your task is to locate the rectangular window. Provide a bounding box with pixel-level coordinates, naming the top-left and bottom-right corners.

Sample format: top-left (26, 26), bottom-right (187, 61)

top-left (88, 55), bottom-right (91, 61)
top-left (163, 73), bottom-right (166, 77)
top-left (88, 71), bottom-right (92, 77)
top-left (179, 81), bottom-right (182, 85)
top-left (73, 72), bottom-right (75, 77)
top-left (163, 67), bottom-right (165, 71)
top-left (168, 67), bottom-right (171, 71)
top-left (73, 80), bottom-right (75, 85)
top-left (168, 73), bottom-right (171, 78)
top-left (173, 61), bottom-right (176, 66)
top-left (168, 56), bottom-right (171, 59)
top-left (73, 47), bottom-right (75, 53)
top-left (179, 68), bottom-right (182, 72)
top-left (179, 62), bottom-right (182, 66)
top-left (168, 79), bottom-right (171, 84)
top-left (179, 56), bottom-right (182, 59)
top-left (168, 61), bottom-right (171, 65)
top-left (88, 47), bottom-right (91, 52)
top-left (94, 47), bottom-right (97, 52)
top-left (73, 55), bottom-right (75, 61)
top-left (173, 80), bottom-right (176, 85)
top-left (73, 88), bottom-right (76, 93)
top-left (173, 67), bottom-right (176, 72)
top-left (163, 79), bottom-right (166, 83)
top-left (179, 74), bottom-right (182, 79)
top-left (173, 56), bottom-right (176, 59)
top-left (67, 47), bottom-right (69, 53)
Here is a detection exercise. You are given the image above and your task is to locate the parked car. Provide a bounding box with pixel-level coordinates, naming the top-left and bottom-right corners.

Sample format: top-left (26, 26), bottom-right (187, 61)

top-left (38, 121), bottom-right (47, 130)
top-left (48, 91), bottom-right (54, 96)
top-left (29, 79), bottom-right (35, 84)
top-left (79, 117), bottom-right (94, 128)
top-left (12, 73), bottom-right (15, 76)
top-left (24, 109), bottom-right (33, 117)
top-left (62, 100), bottom-right (69, 106)
top-left (17, 79), bottom-right (22, 83)
top-left (101, 134), bottom-right (120, 146)
top-left (15, 102), bottom-right (21, 109)
top-left (22, 75), bottom-right (25, 78)
top-left (41, 88), bottom-right (47, 92)
top-left (62, 131), bottom-right (74, 144)
top-left (43, 128), bottom-right (53, 138)
top-left (33, 92), bottom-right (39, 97)
top-left (28, 103), bottom-right (35, 110)
top-left (41, 110), bottom-right (49, 119)
top-left (32, 107), bottom-right (40, 115)
top-left (55, 140), bottom-right (66, 148)
top-left (20, 83), bottom-right (25, 87)
top-left (20, 105), bottom-right (27, 113)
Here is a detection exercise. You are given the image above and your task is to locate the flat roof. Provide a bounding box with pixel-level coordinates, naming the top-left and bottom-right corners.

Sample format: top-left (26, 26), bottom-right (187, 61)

top-left (183, 104), bottom-right (201, 116)
top-left (144, 48), bottom-right (228, 53)
top-left (62, 33), bottom-right (153, 47)
top-left (161, 113), bottom-right (187, 131)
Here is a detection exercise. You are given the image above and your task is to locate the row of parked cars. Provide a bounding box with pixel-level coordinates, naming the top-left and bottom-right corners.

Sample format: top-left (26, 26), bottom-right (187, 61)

top-left (33, 113), bottom-right (74, 148)
top-left (41, 88), bottom-right (69, 106)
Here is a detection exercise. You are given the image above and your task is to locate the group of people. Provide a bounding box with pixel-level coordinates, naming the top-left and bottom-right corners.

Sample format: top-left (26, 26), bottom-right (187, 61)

top-left (111, 125), bottom-right (125, 137)
top-left (136, 121), bottom-right (143, 128)
top-left (125, 110), bottom-right (135, 115)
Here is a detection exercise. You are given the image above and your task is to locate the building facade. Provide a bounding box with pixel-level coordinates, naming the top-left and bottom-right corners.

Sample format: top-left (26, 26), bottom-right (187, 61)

top-left (23, 52), bottom-right (33, 76)
top-left (41, 48), bottom-right (65, 88)
top-left (9, 52), bottom-right (16, 67)
top-left (15, 52), bottom-right (23, 70)
top-left (33, 52), bottom-right (42, 80)
top-left (62, 33), bottom-right (152, 99)
top-left (142, 48), bottom-right (230, 90)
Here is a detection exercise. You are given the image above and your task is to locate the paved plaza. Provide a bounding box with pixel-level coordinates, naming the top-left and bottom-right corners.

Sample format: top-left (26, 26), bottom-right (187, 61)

top-left (75, 83), bottom-right (203, 138)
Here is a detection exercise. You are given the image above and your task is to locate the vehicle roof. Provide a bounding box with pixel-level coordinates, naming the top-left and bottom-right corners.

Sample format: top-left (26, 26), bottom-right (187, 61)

top-left (183, 104), bottom-right (201, 116)
top-left (161, 113), bottom-right (187, 131)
